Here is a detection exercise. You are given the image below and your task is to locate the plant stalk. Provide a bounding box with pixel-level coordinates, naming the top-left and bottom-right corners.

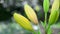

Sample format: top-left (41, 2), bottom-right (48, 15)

top-left (45, 12), bottom-right (47, 28)
top-left (33, 31), bottom-right (37, 34)
top-left (38, 24), bottom-right (41, 34)
top-left (45, 12), bottom-right (47, 34)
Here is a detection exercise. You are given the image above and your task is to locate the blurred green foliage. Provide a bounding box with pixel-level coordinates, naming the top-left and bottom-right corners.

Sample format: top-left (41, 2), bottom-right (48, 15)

top-left (0, 4), bottom-right (12, 21)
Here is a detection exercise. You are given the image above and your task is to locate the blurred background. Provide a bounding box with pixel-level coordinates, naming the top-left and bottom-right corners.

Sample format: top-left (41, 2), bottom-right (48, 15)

top-left (0, 0), bottom-right (60, 34)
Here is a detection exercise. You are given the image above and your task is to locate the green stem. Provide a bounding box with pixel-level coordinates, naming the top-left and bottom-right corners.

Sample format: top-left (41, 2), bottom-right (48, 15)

top-left (33, 24), bottom-right (41, 34)
top-left (38, 24), bottom-right (41, 34)
top-left (45, 12), bottom-right (47, 34)
top-left (45, 12), bottom-right (47, 28)
top-left (33, 31), bottom-right (37, 34)
top-left (47, 24), bottom-right (51, 31)
top-left (47, 24), bottom-right (51, 34)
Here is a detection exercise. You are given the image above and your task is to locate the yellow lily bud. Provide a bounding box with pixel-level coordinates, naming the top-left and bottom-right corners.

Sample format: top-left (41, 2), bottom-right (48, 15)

top-left (59, 0), bottom-right (60, 8)
top-left (35, 5), bottom-right (40, 12)
top-left (13, 13), bottom-right (34, 31)
top-left (51, 0), bottom-right (59, 12)
top-left (43, 0), bottom-right (50, 13)
top-left (24, 4), bottom-right (38, 25)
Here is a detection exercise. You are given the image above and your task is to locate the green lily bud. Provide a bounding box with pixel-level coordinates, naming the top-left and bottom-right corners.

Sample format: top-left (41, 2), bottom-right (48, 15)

top-left (13, 13), bottom-right (34, 31)
top-left (48, 0), bottom-right (59, 25)
top-left (43, 0), bottom-right (50, 13)
top-left (24, 4), bottom-right (38, 25)
top-left (49, 10), bottom-right (59, 25)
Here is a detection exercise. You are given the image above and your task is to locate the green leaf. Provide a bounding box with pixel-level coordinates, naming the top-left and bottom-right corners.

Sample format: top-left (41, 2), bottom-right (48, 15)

top-left (37, 24), bottom-right (41, 34)
top-left (38, 30), bottom-right (41, 34)
top-left (40, 21), bottom-right (45, 28)
top-left (58, 32), bottom-right (60, 34)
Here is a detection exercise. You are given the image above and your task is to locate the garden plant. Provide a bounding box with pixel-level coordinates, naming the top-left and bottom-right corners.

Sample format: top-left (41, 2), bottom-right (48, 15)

top-left (13, 0), bottom-right (59, 34)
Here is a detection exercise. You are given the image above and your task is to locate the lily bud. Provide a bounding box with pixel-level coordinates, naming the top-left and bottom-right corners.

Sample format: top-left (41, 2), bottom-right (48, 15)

top-left (51, 0), bottom-right (59, 12)
top-left (24, 4), bottom-right (38, 25)
top-left (35, 5), bottom-right (40, 12)
top-left (43, 0), bottom-right (49, 13)
top-left (48, 0), bottom-right (59, 25)
top-left (13, 13), bottom-right (34, 31)
top-left (49, 10), bottom-right (59, 25)
top-left (59, 0), bottom-right (60, 8)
